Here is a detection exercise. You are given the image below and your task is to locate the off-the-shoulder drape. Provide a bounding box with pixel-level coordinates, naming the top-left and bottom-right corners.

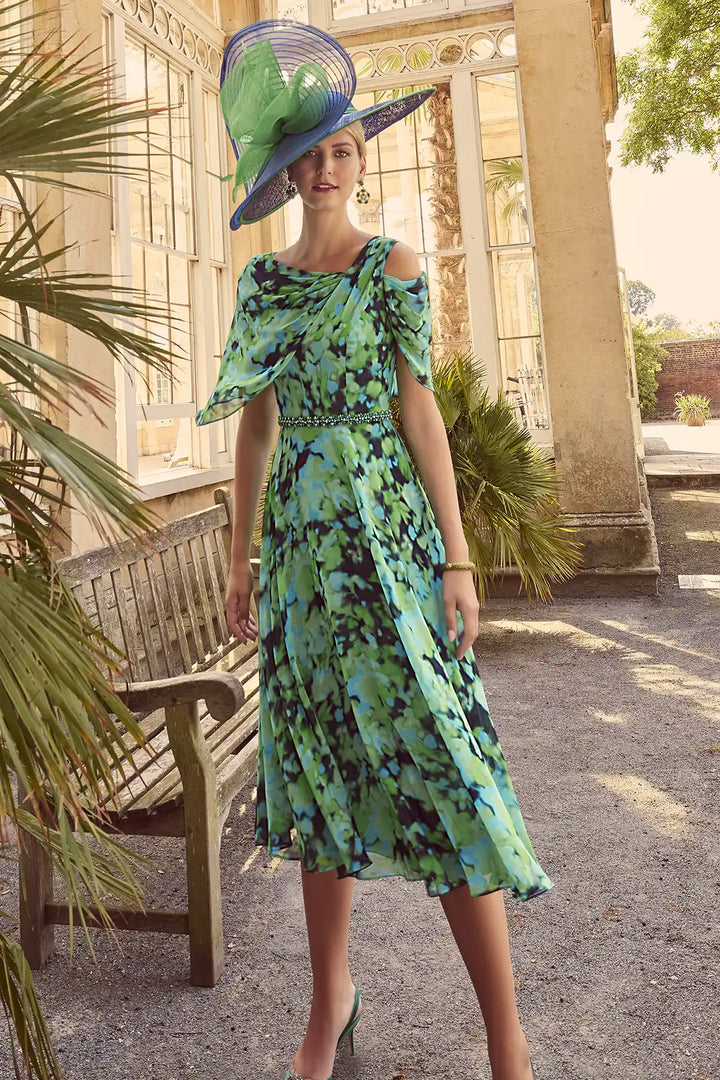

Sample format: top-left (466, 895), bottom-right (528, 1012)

top-left (195, 264), bottom-right (310, 426)
top-left (383, 272), bottom-right (434, 392)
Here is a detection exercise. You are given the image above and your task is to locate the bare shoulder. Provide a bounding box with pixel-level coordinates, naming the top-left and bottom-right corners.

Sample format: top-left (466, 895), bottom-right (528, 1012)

top-left (383, 239), bottom-right (422, 281)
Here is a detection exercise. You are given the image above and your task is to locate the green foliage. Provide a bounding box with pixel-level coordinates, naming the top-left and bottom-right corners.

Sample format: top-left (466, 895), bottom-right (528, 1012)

top-left (631, 321), bottom-right (668, 416)
top-left (673, 392), bottom-right (711, 423)
top-left (627, 279), bottom-right (655, 317)
top-left (390, 351), bottom-right (584, 604)
top-left (0, 4), bottom-right (182, 1075)
top-left (617, 0), bottom-right (720, 172)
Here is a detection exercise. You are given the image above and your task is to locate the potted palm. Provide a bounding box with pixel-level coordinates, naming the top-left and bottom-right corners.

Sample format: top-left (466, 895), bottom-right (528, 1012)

top-left (391, 351), bottom-right (583, 603)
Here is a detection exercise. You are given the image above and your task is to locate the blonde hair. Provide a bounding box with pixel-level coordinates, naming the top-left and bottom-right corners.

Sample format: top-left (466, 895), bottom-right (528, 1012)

top-left (342, 120), bottom-right (367, 161)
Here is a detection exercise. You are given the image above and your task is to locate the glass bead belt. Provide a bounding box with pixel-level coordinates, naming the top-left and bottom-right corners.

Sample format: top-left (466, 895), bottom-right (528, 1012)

top-left (277, 407), bottom-right (393, 428)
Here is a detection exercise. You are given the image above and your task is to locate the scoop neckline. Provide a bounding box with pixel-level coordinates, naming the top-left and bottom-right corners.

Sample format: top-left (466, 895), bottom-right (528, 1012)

top-left (268, 235), bottom-right (380, 276)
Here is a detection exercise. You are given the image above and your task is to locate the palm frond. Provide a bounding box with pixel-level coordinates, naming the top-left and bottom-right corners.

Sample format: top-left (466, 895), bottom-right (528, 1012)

top-left (427, 349), bottom-right (584, 603)
top-left (0, 930), bottom-right (61, 1080)
top-left (0, 563), bottom-right (148, 819)
top-left (0, 394), bottom-right (157, 539)
top-left (0, 204), bottom-right (177, 379)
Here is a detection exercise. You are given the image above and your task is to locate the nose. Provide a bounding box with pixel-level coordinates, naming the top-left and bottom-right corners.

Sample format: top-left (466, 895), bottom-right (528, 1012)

top-left (316, 153), bottom-right (335, 176)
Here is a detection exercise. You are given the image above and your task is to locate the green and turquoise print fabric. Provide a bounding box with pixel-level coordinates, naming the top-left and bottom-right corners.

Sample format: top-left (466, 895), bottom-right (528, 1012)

top-left (196, 235), bottom-right (554, 901)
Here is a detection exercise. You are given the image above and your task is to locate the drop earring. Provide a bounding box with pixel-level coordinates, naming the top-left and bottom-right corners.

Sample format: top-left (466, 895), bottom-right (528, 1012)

top-left (286, 179), bottom-right (298, 198)
top-left (355, 177), bottom-right (370, 204)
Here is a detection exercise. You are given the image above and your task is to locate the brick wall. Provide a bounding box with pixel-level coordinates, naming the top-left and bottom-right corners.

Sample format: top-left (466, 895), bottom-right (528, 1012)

top-left (651, 337), bottom-right (720, 418)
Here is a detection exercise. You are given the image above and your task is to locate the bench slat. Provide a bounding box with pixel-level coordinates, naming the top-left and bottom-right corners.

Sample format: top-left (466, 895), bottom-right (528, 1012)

top-left (201, 531), bottom-right (228, 648)
top-left (189, 535), bottom-right (219, 656)
top-left (144, 554), bottom-right (173, 679)
top-left (128, 561), bottom-right (161, 681)
top-left (160, 547), bottom-right (193, 672)
top-left (174, 541), bottom-right (207, 668)
top-left (110, 566), bottom-right (146, 681)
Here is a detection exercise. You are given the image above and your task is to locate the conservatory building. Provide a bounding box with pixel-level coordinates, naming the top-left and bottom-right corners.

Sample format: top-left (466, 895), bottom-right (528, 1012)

top-left (31, 0), bottom-right (659, 588)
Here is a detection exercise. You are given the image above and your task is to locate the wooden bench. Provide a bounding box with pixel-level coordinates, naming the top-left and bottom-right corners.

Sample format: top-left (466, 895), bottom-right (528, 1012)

top-left (17, 486), bottom-right (260, 987)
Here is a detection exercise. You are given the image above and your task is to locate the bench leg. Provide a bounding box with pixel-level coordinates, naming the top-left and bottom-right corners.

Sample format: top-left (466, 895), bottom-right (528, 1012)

top-left (16, 781), bottom-right (55, 969)
top-left (166, 701), bottom-right (224, 987)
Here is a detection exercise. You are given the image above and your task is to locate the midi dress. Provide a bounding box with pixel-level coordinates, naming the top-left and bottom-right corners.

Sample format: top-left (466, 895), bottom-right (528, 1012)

top-left (196, 234), bottom-right (554, 902)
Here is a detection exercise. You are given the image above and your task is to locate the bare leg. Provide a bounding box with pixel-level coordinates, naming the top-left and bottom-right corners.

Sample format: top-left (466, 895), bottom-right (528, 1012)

top-left (439, 883), bottom-right (533, 1080)
top-left (289, 864), bottom-right (361, 1080)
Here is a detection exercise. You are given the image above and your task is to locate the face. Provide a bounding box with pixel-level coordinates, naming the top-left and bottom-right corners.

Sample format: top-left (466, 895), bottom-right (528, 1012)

top-left (287, 131), bottom-right (366, 206)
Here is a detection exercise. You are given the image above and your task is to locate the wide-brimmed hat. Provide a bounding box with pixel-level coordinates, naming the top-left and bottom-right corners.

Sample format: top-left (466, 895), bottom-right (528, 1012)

top-left (220, 19), bottom-right (436, 228)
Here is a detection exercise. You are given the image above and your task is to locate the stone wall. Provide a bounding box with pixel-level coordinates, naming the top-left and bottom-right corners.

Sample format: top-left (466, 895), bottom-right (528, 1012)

top-left (653, 338), bottom-right (720, 418)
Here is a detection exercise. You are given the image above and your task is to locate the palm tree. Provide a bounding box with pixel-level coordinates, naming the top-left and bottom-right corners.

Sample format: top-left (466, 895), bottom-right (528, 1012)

top-left (390, 350), bottom-right (584, 603)
top-left (484, 157), bottom-right (529, 235)
top-left (1, 5), bottom-right (180, 1076)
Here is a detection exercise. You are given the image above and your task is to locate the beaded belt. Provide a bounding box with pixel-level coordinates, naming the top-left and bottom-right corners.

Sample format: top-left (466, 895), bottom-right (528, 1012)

top-left (277, 407), bottom-right (393, 428)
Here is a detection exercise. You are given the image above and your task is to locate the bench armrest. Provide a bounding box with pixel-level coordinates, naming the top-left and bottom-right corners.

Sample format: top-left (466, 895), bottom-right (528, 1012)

top-left (115, 671), bottom-right (245, 722)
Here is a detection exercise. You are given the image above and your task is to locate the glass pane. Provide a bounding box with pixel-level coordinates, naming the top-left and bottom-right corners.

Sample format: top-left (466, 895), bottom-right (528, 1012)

top-left (276, 0), bottom-right (308, 19)
top-left (332, 0), bottom-right (435, 15)
top-left (332, 0), bottom-right (367, 15)
top-left (129, 136), bottom-right (152, 241)
top-left (211, 269), bottom-right (227, 454)
top-left (204, 90), bottom-right (221, 174)
top-left (146, 50), bottom-right (170, 155)
top-left (375, 93), bottom-right (419, 171)
top-left (172, 155), bottom-right (194, 252)
top-left (150, 150), bottom-right (173, 247)
top-left (377, 169), bottom-right (422, 253)
top-left (168, 255), bottom-right (193, 404)
top-left (426, 253), bottom-right (471, 346)
top-left (169, 66), bottom-right (191, 162)
top-left (500, 338), bottom-right (549, 429)
top-left (484, 158), bottom-right (530, 246)
top-left (493, 249), bottom-right (540, 338)
top-left (419, 166), bottom-right (462, 251)
top-left (124, 39), bottom-right (148, 118)
top-left (416, 82), bottom-right (454, 168)
top-left (137, 417), bottom-right (197, 477)
top-left (476, 73), bottom-right (522, 160)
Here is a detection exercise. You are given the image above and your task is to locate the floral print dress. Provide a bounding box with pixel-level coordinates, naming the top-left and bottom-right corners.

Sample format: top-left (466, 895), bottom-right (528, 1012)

top-left (196, 234), bottom-right (554, 901)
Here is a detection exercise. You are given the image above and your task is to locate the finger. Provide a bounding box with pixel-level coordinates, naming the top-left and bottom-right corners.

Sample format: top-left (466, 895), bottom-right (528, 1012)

top-left (444, 599), bottom-right (457, 642)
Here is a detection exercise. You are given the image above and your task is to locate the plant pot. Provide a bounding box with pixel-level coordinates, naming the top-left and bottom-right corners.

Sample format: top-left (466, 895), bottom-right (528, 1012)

top-left (686, 415), bottom-right (706, 426)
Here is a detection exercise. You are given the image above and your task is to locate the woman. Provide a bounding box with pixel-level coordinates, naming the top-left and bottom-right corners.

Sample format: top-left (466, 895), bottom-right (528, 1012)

top-left (196, 20), bottom-right (553, 1080)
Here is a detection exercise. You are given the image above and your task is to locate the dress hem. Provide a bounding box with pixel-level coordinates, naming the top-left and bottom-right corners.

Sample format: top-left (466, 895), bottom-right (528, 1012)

top-left (254, 836), bottom-right (554, 903)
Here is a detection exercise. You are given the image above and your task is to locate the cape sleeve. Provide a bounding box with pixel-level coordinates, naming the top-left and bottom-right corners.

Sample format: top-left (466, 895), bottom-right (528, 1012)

top-left (195, 259), bottom-right (300, 426)
top-left (383, 271), bottom-right (434, 391)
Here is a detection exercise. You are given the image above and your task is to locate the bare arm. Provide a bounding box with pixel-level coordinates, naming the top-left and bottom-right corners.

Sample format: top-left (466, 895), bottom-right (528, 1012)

top-left (226, 383), bottom-right (278, 641)
top-left (385, 241), bottom-right (479, 659)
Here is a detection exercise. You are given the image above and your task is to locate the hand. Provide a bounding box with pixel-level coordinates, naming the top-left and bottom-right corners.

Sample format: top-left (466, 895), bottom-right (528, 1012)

top-left (442, 568), bottom-right (479, 660)
top-left (225, 560), bottom-right (258, 643)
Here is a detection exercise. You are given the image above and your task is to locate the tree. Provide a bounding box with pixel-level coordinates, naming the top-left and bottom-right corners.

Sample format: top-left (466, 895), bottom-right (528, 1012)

top-left (617, 0), bottom-right (720, 172)
top-left (0, 4), bottom-right (174, 1076)
top-left (646, 311), bottom-right (680, 332)
top-left (631, 321), bottom-right (668, 416)
top-left (627, 279), bottom-right (656, 317)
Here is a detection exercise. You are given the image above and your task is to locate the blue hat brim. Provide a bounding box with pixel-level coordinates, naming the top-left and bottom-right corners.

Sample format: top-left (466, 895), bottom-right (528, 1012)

top-left (229, 86), bottom-right (436, 229)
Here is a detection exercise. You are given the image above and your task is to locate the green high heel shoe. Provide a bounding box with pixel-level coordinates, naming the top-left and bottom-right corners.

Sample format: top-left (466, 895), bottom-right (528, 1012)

top-left (283, 986), bottom-right (362, 1080)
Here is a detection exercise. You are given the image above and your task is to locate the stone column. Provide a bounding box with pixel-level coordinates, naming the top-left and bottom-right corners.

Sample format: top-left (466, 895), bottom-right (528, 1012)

top-left (514, 0), bottom-right (659, 592)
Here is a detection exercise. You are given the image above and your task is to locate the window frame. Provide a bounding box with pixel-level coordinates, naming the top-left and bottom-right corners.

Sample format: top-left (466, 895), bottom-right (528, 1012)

top-left (305, 0), bottom-right (512, 35)
top-left (105, 3), bottom-right (236, 497)
top-left (340, 42), bottom-right (552, 445)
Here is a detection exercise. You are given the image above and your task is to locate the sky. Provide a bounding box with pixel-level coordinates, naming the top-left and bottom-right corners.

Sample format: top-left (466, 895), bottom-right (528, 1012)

top-left (607, 0), bottom-right (719, 330)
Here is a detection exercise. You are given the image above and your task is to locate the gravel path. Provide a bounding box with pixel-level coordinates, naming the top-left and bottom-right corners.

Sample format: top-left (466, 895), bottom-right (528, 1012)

top-left (1, 487), bottom-right (718, 1080)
